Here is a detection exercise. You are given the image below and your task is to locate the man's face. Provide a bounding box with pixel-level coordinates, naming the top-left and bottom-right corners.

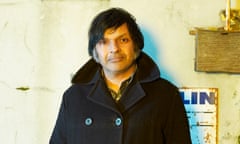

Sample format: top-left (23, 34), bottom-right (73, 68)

top-left (94, 23), bottom-right (138, 75)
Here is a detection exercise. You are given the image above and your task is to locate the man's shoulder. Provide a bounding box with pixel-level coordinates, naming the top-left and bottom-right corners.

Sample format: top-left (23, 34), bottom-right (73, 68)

top-left (71, 58), bottom-right (99, 84)
top-left (144, 77), bottom-right (179, 95)
top-left (153, 77), bottom-right (178, 88)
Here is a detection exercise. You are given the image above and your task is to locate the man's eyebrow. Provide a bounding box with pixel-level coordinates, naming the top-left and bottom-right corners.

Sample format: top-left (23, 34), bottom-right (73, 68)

top-left (118, 33), bottom-right (128, 38)
top-left (103, 33), bottom-right (128, 40)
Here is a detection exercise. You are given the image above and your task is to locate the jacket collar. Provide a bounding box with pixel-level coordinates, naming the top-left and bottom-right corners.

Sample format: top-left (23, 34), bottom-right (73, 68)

top-left (71, 52), bottom-right (161, 113)
top-left (71, 52), bottom-right (160, 84)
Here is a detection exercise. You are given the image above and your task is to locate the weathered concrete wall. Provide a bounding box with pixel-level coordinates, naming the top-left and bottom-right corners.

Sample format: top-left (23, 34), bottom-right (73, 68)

top-left (0, 0), bottom-right (239, 143)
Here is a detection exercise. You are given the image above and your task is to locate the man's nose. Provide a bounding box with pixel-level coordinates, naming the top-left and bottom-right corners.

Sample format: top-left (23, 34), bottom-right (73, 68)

top-left (109, 40), bottom-right (119, 53)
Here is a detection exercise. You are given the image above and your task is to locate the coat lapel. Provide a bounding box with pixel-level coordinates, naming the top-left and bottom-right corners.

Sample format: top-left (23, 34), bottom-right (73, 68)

top-left (75, 52), bottom-right (159, 114)
top-left (119, 82), bottom-right (146, 112)
top-left (87, 79), bottom-right (120, 114)
top-left (86, 76), bottom-right (146, 114)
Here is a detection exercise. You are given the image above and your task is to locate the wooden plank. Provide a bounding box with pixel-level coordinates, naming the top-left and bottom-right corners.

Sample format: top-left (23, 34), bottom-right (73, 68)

top-left (195, 29), bottom-right (240, 73)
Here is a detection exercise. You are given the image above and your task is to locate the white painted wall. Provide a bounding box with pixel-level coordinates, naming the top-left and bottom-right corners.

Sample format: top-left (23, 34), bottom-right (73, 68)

top-left (0, 0), bottom-right (239, 143)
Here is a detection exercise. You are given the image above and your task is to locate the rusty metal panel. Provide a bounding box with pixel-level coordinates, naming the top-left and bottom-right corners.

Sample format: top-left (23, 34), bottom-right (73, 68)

top-left (195, 29), bottom-right (240, 73)
top-left (179, 88), bottom-right (218, 144)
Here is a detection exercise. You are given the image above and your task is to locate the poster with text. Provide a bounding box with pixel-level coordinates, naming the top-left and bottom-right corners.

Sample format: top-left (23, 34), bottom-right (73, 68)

top-left (179, 88), bottom-right (218, 144)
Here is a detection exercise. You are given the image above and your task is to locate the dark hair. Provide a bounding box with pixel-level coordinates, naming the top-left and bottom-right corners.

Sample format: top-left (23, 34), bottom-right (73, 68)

top-left (88, 7), bottom-right (144, 56)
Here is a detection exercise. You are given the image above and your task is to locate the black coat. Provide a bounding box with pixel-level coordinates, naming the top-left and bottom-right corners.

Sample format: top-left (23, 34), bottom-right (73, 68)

top-left (50, 52), bottom-right (192, 144)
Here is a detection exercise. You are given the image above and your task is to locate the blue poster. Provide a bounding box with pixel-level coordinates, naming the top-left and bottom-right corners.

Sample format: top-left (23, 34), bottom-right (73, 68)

top-left (179, 88), bottom-right (218, 144)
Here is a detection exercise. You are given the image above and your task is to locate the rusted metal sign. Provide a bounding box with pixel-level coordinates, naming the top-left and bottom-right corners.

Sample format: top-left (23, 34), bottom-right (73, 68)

top-left (179, 88), bottom-right (218, 144)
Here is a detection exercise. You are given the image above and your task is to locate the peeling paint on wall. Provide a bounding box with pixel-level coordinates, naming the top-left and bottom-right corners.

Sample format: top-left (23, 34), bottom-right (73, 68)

top-left (0, 0), bottom-right (239, 144)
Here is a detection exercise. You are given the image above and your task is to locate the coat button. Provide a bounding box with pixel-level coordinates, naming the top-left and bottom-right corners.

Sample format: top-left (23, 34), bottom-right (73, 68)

top-left (115, 118), bottom-right (122, 126)
top-left (85, 118), bottom-right (93, 126)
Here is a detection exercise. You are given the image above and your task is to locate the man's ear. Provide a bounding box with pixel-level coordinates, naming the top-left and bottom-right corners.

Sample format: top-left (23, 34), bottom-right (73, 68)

top-left (92, 48), bottom-right (99, 63)
top-left (135, 47), bottom-right (141, 60)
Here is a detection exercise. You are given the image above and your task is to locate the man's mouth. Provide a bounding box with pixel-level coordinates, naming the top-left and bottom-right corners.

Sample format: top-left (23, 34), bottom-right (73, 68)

top-left (108, 56), bottom-right (124, 63)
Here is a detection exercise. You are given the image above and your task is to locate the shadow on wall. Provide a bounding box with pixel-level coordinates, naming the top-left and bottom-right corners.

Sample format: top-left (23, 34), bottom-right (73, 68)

top-left (141, 27), bottom-right (177, 85)
top-left (142, 27), bottom-right (201, 143)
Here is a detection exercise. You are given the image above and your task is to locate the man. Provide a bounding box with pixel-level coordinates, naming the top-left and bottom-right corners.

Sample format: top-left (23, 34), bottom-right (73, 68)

top-left (50, 7), bottom-right (192, 144)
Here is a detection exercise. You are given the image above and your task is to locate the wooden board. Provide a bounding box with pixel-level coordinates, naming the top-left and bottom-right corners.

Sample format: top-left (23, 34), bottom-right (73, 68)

top-left (195, 29), bottom-right (240, 73)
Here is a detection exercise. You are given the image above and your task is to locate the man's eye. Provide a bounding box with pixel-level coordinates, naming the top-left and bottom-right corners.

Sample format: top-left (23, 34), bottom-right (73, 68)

top-left (120, 38), bottom-right (129, 43)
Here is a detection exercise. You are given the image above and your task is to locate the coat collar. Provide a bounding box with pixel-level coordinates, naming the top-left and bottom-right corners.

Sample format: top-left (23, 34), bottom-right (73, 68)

top-left (71, 52), bottom-right (160, 84)
top-left (71, 52), bottom-right (161, 113)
